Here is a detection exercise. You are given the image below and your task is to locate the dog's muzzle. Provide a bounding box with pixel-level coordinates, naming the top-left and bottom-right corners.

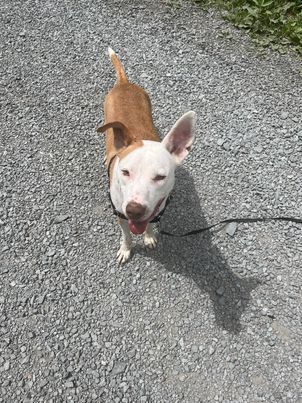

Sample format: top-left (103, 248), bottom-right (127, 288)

top-left (126, 202), bottom-right (146, 221)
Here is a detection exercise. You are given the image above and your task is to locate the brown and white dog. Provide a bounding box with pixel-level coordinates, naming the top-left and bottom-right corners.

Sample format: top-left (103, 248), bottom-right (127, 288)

top-left (97, 48), bottom-right (196, 263)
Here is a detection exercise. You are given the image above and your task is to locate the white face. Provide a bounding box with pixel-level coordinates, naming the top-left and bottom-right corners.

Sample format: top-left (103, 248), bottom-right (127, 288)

top-left (103, 111), bottom-right (196, 233)
top-left (111, 141), bottom-right (176, 220)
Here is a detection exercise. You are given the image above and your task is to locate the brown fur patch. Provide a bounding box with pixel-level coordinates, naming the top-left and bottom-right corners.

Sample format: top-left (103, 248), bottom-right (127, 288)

top-left (118, 141), bottom-right (144, 160)
top-left (107, 141), bottom-right (144, 185)
top-left (101, 50), bottom-right (160, 185)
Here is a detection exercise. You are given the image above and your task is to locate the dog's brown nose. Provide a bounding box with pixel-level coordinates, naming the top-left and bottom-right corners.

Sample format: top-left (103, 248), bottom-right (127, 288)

top-left (126, 202), bottom-right (146, 220)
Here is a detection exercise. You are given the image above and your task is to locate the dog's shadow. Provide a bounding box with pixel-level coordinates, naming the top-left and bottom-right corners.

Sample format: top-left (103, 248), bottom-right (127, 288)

top-left (138, 167), bottom-right (260, 334)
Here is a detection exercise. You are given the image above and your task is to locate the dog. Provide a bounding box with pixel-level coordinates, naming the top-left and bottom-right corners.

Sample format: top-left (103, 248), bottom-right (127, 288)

top-left (97, 47), bottom-right (196, 263)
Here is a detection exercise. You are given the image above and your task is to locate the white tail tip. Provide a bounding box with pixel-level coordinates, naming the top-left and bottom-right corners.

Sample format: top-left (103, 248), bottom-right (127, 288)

top-left (108, 46), bottom-right (115, 58)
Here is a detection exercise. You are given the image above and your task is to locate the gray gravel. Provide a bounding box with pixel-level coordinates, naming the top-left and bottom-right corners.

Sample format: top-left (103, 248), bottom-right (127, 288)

top-left (1, 0), bottom-right (302, 402)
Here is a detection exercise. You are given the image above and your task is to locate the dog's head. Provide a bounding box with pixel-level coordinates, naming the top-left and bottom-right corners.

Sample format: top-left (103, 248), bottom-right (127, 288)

top-left (98, 111), bottom-right (196, 234)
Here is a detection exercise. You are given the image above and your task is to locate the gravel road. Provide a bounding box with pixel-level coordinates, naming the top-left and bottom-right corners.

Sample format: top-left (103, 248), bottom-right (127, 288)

top-left (1, 0), bottom-right (302, 402)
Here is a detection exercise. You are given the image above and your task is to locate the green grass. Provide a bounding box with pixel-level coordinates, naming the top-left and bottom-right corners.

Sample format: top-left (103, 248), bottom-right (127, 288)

top-left (194, 0), bottom-right (302, 55)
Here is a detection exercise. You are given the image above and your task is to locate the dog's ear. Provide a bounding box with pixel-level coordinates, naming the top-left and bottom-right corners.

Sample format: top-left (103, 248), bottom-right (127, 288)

top-left (162, 111), bottom-right (196, 164)
top-left (96, 121), bottom-right (133, 149)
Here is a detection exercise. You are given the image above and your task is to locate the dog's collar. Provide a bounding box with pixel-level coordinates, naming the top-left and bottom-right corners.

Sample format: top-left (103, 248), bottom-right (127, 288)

top-left (108, 191), bottom-right (171, 223)
top-left (106, 154), bottom-right (171, 223)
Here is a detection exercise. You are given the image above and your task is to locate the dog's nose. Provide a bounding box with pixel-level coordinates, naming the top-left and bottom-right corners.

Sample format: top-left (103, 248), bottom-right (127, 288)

top-left (126, 202), bottom-right (146, 220)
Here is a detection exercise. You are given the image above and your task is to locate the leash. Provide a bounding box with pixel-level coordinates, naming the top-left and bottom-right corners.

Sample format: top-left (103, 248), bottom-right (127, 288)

top-left (159, 216), bottom-right (302, 237)
top-left (105, 154), bottom-right (302, 235)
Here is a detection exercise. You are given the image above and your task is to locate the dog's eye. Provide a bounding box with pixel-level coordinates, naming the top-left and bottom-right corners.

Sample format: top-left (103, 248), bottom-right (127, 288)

top-left (121, 169), bottom-right (130, 177)
top-left (154, 175), bottom-right (166, 181)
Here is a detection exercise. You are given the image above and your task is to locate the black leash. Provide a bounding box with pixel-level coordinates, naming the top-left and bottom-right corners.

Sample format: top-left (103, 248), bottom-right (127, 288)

top-left (105, 154), bottom-right (302, 236)
top-left (159, 216), bottom-right (302, 237)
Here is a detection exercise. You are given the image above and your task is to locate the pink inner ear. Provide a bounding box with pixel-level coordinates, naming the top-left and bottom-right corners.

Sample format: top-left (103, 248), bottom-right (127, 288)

top-left (163, 111), bottom-right (196, 163)
top-left (166, 119), bottom-right (193, 157)
top-left (167, 129), bottom-right (191, 156)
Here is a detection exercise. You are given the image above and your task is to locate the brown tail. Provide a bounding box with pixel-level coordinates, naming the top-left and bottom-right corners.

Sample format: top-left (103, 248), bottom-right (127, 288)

top-left (108, 47), bottom-right (128, 84)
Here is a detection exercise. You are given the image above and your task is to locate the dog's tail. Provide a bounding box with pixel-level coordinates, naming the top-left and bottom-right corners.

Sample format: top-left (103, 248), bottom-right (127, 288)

top-left (108, 47), bottom-right (128, 84)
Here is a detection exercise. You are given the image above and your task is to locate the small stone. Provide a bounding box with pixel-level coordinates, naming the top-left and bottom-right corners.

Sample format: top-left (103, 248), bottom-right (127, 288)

top-left (254, 145), bottom-right (263, 153)
top-left (274, 188), bottom-right (280, 203)
top-left (111, 362), bottom-right (127, 375)
top-left (280, 111), bottom-right (289, 119)
top-left (191, 345), bottom-right (199, 353)
top-left (225, 222), bottom-right (237, 237)
top-left (21, 355), bottom-right (30, 364)
top-left (65, 381), bottom-right (74, 388)
top-left (217, 138), bottom-right (225, 146)
top-left (128, 349), bottom-right (135, 358)
top-left (64, 370), bottom-right (73, 380)
top-left (268, 339), bottom-right (275, 347)
top-left (37, 293), bottom-right (47, 304)
top-left (54, 214), bottom-right (71, 223)
top-left (261, 308), bottom-right (268, 316)
top-left (39, 379), bottom-right (48, 389)
top-left (46, 249), bottom-right (56, 257)
top-left (222, 142), bottom-right (230, 151)
top-left (81, 332), bottom-right (90, 340)
top-left (218, 296), bottom-right (225, 305)
top-left (216, 286), bottom-right (224, 296)
top-left (28, 331), bottom-right (36, 339)
top-left (141, 73), bottom-right (150, 79)
top-left (3, 361), bottom-right (10, 371)
top-left (26, 381), bottom-right (33, 389)
top-left (179, 374), bottom-right (186, 382)
top-left (3, 337), bottom-right (10, 345)
top-left (209, 346), bottom-right (215, 355)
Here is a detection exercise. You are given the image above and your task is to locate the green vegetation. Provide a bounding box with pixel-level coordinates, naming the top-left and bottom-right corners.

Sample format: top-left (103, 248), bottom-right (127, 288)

top-left (195, 0), bottom-right (302, 54)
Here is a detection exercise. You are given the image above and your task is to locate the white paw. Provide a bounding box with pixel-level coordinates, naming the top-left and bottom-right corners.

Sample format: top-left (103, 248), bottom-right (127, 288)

top-left (144, 233), bottom-right (157, 249)
top-left (117, 245), bottom-right (131, 264)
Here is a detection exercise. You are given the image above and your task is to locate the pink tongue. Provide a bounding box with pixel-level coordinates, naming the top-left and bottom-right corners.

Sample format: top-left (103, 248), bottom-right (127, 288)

top-left (128, 220), bottom-right (148, 235)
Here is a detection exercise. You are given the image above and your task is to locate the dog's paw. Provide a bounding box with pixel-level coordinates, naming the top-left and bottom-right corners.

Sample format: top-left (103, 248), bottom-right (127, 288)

top-left (117, 245), bottom-right (131, 264)
top-left (144, 233), bottom-right (157, 249)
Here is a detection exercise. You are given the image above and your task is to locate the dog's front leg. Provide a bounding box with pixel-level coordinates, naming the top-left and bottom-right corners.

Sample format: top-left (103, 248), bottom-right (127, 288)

top-left (144, 223), bottom-right (157, 249)
top-left (117, 218), bottom-right (132, 264)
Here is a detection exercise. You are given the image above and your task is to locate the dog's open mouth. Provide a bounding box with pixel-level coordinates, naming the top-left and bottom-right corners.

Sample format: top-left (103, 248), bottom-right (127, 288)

top-left (128, 220), bottom-right (149, 235)
top-left (128, 198), bottom-right (165, 235)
